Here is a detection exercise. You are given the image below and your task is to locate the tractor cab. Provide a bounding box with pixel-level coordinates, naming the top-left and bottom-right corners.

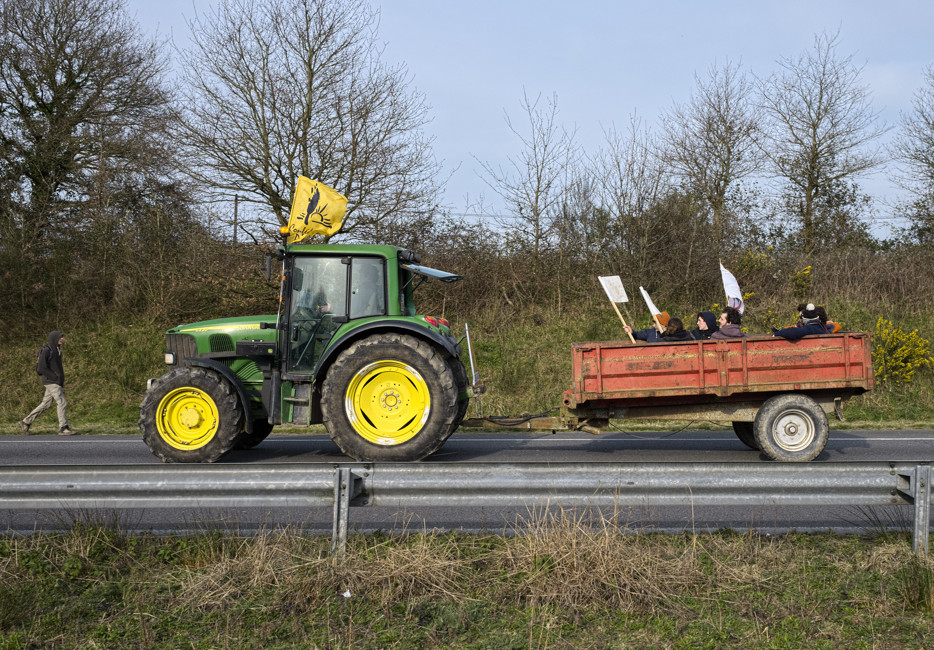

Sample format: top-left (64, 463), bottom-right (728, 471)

top-left (281, 245), bottom-right (462, 376)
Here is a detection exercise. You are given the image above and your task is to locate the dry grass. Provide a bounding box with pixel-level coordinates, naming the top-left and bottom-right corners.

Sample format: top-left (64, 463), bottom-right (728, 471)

top-left (3, 508), bottom-right (934, 647)
top-left (492, 506), bottom-right (690, 613)
top-left (133, 507), bottom-right (934, 623)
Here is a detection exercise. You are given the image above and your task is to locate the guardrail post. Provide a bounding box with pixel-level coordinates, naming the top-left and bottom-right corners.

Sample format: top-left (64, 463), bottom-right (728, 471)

top-left (913, 464), bottom-right (931, 556)
top-left (331, 466), bottom-right (362, 556)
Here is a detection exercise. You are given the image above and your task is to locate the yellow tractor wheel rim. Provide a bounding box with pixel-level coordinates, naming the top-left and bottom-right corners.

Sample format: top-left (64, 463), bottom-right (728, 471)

top-left (345, 360), bottom-right (430, 446)
top-left (156, 387), bottom-right (221, 450)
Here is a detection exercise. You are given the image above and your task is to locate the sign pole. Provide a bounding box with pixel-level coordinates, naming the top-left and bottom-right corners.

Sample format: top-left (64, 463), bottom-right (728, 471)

top-left (598, 276), bottom-right (636, 343)
top-left (611, 301), bottom-right (637, 343)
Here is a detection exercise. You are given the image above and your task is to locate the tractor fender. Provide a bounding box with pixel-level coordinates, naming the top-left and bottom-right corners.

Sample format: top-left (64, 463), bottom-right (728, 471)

top-left (182, 357), bottom-right (255, 434)
top-left (313, 320), bottom-right (461, 381)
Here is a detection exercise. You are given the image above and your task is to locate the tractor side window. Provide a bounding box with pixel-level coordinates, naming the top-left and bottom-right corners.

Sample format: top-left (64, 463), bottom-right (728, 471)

top-left (288, 257), bottom-right (347, 372)
top-left (399, 268), bottom-right (416, 316)
top-left (349, 257), bottom-right (385, 319)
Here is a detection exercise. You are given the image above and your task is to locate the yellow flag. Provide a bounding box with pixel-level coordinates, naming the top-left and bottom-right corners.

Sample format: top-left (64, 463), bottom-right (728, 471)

top-left (286, 177), bottom-right (347, 244)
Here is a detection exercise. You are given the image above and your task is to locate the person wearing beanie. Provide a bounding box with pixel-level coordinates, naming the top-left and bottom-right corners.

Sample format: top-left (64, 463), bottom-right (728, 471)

top-left (19, 331), bottom-right (76, 436)
top-left (624, 311), bottom-right (670, 342)
top-left (773, 303), bottom-right (828, 341)
top-left (691, 311), bottom-right (720, 340)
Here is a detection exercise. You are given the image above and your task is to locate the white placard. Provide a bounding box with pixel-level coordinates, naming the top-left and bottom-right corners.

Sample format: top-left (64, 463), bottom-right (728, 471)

top-left (598, 276), bottom-right (628, 303)
top-left (639, 286), bottom-right (661, 316)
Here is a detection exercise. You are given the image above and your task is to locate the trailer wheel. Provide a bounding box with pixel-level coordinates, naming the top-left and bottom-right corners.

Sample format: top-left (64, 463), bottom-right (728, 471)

top-left (753, 394), bottom-right (829, 462)
top-left (139, 366), bottom-right (244, 463)
top-left (448, 355), bottom-right (470, 433)
top-left (320, 333), bottom-right (458, 461)
top-left (236, 419), bottom-right (274, 450)
top-left (731, 421), bottom-right (759, 450)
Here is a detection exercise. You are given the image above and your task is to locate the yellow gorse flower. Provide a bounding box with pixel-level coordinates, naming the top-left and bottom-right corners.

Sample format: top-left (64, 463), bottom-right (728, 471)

top-left (873, 318), bottom-right (934, 385)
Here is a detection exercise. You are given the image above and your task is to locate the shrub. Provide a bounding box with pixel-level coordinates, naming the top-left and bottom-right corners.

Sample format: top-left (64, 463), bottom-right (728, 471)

top-left (791, 265), bottom-right (812, 300)
top-left (873, 318), bottom-right (933, 385)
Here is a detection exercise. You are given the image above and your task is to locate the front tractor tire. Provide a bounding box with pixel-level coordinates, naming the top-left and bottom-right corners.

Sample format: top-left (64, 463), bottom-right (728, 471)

top-left (320, 333), bottom-right (459, 461)
top-left (140, 366), bottom-right (245, 463)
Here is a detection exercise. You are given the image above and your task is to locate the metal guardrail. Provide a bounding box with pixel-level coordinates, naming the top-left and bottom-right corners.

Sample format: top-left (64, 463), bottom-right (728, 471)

top-left (1, 461), bottom-right (931, 554)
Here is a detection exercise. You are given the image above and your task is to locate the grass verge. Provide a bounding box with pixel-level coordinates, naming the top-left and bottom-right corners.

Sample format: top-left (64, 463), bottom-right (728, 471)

top-left (1, 511), bottom-right (933, 648)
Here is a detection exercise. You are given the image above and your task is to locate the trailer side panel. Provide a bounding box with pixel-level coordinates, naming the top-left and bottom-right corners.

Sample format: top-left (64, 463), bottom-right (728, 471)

top-left (564, 333), bottom-right (873, 408)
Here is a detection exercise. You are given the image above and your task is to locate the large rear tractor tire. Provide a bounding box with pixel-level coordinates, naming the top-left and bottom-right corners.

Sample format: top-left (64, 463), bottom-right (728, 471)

top-left (320, 333), bottom-right (458, 461)
top-left (731, 421), bottom-right (759, 450)
top-left (140, 366), bottom-right (245, 463)
top-left (753, 394), bottom-right (829, 462)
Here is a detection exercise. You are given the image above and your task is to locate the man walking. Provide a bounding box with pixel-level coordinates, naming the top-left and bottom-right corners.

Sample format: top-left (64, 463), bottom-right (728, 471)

top-left (19, 331), bottom-right (76, 436)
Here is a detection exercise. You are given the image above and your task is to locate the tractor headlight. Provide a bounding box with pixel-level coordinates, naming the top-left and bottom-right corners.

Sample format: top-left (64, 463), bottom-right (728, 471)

top-left (164, 351), bottom-right (177, 365)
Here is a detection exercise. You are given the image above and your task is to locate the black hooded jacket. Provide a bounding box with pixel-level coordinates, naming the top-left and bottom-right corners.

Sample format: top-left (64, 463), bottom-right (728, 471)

top-left (691, 311), bottom-right (719, 340)
top-left (38, 331), bottom-right (64, 386)
top-left (660, 328), bottom-right (695, 342)
top-left (659, 329), bottom-right (694, 343)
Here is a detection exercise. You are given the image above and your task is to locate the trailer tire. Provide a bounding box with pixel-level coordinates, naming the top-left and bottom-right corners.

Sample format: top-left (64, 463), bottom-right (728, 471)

top-left (236, 419), bottom-right (274, 450)
top-left (320, 333), bottom-right (458, 461)
top-left (448, 355), bottom-right (470, 434)
top-left (140, 366), bottom-right (244, 463)
top-left (731, 421), bottom-right (759, 450)
top-left (753, 394), bottom-right (829, 462)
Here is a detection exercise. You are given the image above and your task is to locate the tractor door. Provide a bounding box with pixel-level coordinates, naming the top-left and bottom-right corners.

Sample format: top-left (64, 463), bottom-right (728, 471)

top-left (286, 255), bottom-right (388, 373)
top-left (287, 256), bottom-right (347, 373)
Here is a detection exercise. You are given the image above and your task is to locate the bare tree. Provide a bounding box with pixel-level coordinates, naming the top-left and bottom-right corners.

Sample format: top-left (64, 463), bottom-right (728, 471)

top-left (0, 0), bottom-right (170, 241)
top-left (893, 67), bottom-right (934, 189)
top-left (0, 0), bottom-right (177, 327)
top-left (891, 66), bottom-right (934, 243)
top-left (477, 91), bottom-right (577, 262)
top-left (552, 169), bottom-right (601, 266)
top-left (757, 32), bottom-right (887, 253)
top-left (660, 60), bottom-right (762, 253)
top-left (175, 0), bottom-right (440, 242)
top-left (590, 117), bottom-right (667, 276)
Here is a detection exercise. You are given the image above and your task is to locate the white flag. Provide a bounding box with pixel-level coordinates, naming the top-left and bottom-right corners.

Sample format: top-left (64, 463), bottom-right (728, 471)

top-left (720, 263), bottom-right (744, 315)
top-left (598, 276), bottom-right (628, 303)
top-left (639, 286), bottom-right (661, 317)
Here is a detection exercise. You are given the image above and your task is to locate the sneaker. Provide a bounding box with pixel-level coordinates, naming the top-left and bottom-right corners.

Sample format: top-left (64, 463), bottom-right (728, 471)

top-left (59, 426), bottom-right (76, 436)
top-left (18, 420), bottom-right (29, 434)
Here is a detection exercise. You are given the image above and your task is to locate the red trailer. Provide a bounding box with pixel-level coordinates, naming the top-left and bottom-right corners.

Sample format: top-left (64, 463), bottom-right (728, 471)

top-left (464, 332), bottom-right (874, 461)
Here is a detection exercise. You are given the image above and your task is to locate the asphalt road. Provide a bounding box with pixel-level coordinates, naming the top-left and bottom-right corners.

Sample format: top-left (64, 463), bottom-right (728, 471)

top-left (2, 428), bottom-right (933, 536)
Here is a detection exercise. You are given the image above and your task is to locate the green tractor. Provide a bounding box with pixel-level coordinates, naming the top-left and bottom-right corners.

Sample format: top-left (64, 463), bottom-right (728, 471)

top-left (139, 243), bottom-right (471, 463)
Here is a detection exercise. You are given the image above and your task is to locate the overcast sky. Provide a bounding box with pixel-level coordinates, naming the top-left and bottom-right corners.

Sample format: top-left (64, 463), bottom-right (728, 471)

top-left (128, 0), bottom-right (934, 235)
